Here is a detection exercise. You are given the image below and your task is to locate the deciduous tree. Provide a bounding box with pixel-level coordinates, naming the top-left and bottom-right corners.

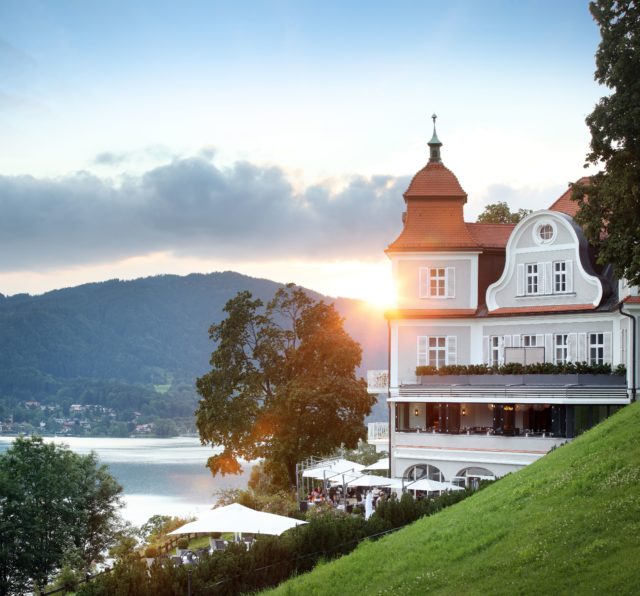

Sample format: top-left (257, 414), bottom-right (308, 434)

top-left (476, 202), bottom-right (531, 224)
top-left (572, 0), bottom-right (640, 285)
top-left (0, 436), bottom-right (122, 594)
top-left (195, 285), bottom-right (374, 489)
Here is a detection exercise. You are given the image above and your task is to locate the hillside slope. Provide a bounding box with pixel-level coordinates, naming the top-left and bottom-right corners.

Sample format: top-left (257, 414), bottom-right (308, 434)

top-left (270, 402), bottom-right (640, 595)
top-left (0, 272), bottom-right (388, 429)
top-left (0, 272), bottom-right (386, 396)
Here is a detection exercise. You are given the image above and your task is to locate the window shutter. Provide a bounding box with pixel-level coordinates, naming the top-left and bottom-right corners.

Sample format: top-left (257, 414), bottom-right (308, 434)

top-left (568, 333), bottom-right (577, 362)
top-left (544, 262), bottom-right (553, 294)
top-left (417, 336), bottom-right (428, 366)
top-left (512, 335), bottom-right (521, 348)
top-left (538, 262), bottom-right (545, 295)
top-left (446, 336), bottom-right (457, 365)
top-left (535, 334), bottom-right (544, 348)
top-left (446, 267), bottom-right (455, 298)
top-left (517, 264), bottom-right (525, 296)
top-left (498, 336), bottom-right (505, 365)
top-left (577, 333), bottom-right (587, 362)
top-left (565, 260), bottom-right (573, 293)
top-left (603, 332), bottom-right (612, 364)
top-left (419, 268), bottom-right (429, 298)
top-left (482, 336), bottom-right (489, 364)
top-left (503, 335), bottom-right (512, 364)
top-left (544, 334), bottom-right (553, 363)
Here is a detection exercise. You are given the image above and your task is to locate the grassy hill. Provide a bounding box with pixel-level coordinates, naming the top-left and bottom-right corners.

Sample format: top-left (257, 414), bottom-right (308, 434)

top-left (269, 401), bottom-right (640, 595)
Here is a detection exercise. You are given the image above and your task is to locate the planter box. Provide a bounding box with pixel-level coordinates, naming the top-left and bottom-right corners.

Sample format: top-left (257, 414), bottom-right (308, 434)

top-left (418, 374), bottom-right (627, 387)
top-left (576, 374), bottom-right (626, 386)
top-left (468, 375), bottom-right (523, 386)
top-left (420, 375), bottom-right (470, 385)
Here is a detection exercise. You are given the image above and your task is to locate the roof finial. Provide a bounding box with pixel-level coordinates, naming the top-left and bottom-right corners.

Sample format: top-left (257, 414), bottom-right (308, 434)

top-left (428, 113), bottom-right (442, 163)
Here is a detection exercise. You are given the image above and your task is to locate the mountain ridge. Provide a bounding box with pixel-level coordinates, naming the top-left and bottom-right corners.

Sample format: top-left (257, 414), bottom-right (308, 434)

top-left (0, 271), bottom-right (388, 433)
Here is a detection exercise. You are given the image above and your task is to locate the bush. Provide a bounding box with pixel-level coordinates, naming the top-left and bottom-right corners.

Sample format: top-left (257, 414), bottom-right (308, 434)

top-left (82, 487), bottom-right (480, 595)
top-left (144, 546), bottom-right (158, 558)
top-left (176, 538), bottom-right (189, 550)
top-left (416, 362), bottom-right (622, 377)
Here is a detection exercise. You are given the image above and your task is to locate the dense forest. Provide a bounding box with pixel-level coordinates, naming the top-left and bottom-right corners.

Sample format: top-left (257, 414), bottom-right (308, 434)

top-left (0, 272), bottom-right (387, 435)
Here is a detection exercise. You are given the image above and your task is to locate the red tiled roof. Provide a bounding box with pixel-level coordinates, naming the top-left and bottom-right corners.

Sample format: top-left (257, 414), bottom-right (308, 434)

top-left (488, 304), bottom-right (595, 316)
top-left (385, 308), bottom-right (477, 320)
top-left (623, 296), bottom-right (640, 304)
top-left (466, 223), bottom-right (515, 249)
top-left (387, 200), bottom-right (481, 251)
top-left (404, 161), bottom-right (467, 200)
top-left (548, 177), bottom-right (590, 217)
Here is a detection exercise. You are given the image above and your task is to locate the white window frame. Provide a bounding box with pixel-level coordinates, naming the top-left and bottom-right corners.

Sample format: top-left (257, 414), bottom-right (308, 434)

top-left (553, 261), bottom-right (567, 293)
top-left (522, 335), bottom-right (538, 347)
top-left (490, 336), bottom-right (501, 366)
top-left (554, 334), bottom-right (569, 365)
top-left (429, 268), bottom-right (446, 297)
top-left (418, 336), bottom-right (457, 367)
top-left (589, 333), bottom-right (605, 365)
top-left (419, 267), bottom-right (455, 299)
top-left (526, 263), bottom-right (539, 295)
top-left (428, 336), bottom-right (446, 367)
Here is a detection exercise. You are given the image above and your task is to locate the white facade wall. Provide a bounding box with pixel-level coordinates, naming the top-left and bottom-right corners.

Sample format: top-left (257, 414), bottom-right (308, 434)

top-left (384, 204), bottom-right (638, 481)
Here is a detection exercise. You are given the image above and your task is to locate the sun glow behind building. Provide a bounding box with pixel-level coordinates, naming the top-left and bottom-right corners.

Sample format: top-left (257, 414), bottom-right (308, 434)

top-left (0, 1), bottom-right (603, 300)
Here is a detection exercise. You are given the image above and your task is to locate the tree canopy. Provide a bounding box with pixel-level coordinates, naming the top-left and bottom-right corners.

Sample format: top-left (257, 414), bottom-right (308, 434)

top-left (572, 0), bottom-right (640, 286)
top-left (476, 202), bottom-right (531, 224)
top-left (195, 285), bottom-right (375, 489)
top-left (0, 436), bottom-right (123, 594)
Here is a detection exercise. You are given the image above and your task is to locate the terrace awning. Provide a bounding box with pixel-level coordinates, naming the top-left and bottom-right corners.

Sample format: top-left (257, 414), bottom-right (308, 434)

top-left (168, 503), bottom-right (307, 536)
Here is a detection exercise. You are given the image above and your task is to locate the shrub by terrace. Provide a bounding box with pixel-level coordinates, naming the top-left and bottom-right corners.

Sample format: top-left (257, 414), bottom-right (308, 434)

top-left (415, 362), bottom-right (626, 377)
top-left (76, 488), bottom-right (478, 596)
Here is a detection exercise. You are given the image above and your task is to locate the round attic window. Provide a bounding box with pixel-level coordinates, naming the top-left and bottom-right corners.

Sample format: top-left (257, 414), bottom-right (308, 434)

top-left (533, 221), bottom-right (556, 245)
top-left (539, 224), bottom-right (553, 241)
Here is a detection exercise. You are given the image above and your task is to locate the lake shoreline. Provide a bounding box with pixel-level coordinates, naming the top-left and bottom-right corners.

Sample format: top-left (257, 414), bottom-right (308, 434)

top-left (0, 436), bottom-right (252, 526)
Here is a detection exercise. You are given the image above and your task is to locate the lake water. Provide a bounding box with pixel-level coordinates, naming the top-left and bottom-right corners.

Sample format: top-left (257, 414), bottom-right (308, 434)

top-left (0, 436), bottom-right (252, 526)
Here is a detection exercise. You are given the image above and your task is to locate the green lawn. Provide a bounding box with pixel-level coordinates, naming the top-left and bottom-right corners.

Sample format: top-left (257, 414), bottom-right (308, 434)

top-left (268, 401), bottom-right (640, 595)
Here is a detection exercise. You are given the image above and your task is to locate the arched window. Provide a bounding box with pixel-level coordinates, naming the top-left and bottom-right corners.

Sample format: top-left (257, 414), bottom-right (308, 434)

top-left (454, 467), bottom-right (495, 489)
top-left (403, 464), bottom-right (444, 482)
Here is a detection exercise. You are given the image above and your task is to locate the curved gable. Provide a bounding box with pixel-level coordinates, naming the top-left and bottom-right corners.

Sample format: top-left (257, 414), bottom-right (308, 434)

top-left (486, 210), bottom-right (603, 312)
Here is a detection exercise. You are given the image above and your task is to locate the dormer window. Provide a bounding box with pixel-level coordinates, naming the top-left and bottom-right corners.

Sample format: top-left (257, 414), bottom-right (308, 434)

top-left (533, 221), bottom-right (557, 245)
top-left (526, 264), bottom-right (539, 295)
top-left (419, 267), bottom-right (455, 299)
top-left (430, 268), bottom-right (446, 296)
top-left (517, 259), bottom-right (573, 297)
top-left (539, 224), bottom-right (553, 241)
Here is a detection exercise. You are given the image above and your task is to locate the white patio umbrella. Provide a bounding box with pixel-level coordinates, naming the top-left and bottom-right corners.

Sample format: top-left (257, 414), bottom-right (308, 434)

top-left (362, 457), bottom-right (389, 472)
top-left (346, 474), bottom-right (393, 488)
top-left (382, 477), bottom-right (464, 491)
top-left (406, 478), bottom-right (464, 492)
top-left (302, 458), bottom-right (365, 479)
top-left (168, 503), bottom-right (307, 536)
top-left (381, 477), bottom-right (405, 490)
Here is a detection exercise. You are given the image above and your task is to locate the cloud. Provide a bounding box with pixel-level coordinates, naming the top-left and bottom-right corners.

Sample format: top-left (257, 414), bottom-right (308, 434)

top-left (93, 151), bottom-right (130, 166)
top-left (479, 183), bottom-right (568, 212)
top-left (0, 156), bottom-right (410, 272)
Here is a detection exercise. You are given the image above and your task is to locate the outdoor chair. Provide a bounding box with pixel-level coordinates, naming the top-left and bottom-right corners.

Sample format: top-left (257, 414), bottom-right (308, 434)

top-left (213, 539), bottom-right (227, 551)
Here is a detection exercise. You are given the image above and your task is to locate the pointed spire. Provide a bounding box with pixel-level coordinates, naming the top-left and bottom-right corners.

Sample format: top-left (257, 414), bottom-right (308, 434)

top-left (428, 113), bottom-right (442, 163)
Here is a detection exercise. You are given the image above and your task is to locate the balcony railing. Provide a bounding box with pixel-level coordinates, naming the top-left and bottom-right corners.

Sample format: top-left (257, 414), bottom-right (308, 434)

top-left (367, 370), bottom-right (389, 394)
top-left (397, 383), bottom-right (629, 403)
top-left (368, 421), bottom-right (389, 443)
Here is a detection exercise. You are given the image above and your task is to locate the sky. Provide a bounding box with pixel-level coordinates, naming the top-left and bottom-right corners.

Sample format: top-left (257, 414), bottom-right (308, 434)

top-left (0, 0), bottom-right (605, 305)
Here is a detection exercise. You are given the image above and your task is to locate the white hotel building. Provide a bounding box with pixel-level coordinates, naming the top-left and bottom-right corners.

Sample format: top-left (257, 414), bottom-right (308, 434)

top-left (367, 126), bottom-right (639, 486)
